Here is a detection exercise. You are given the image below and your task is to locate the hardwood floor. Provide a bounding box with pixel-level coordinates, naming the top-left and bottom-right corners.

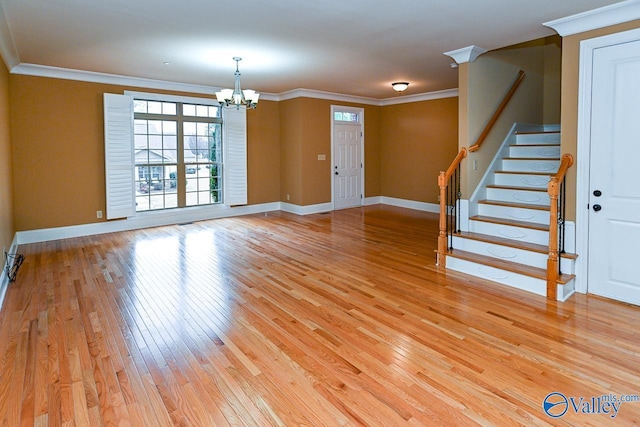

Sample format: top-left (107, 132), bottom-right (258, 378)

top-left (1, 205), bottom-right (639, 426)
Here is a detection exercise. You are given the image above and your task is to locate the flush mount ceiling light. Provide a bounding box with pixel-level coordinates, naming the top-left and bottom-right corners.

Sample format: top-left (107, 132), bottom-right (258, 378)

top-left (391, 82), bottom-right (410, 92)
top-left (215, 57), bottom-right (260, 109)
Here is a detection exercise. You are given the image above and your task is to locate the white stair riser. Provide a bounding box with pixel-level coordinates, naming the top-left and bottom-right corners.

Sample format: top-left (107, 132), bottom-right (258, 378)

top-left (509, 145), bottom-right (560, 158)
top-left (478, 203), bottom-right (550, 225)
top-left (494, 173), bottom-right (551, 188)
top-left (502, 159), bottom-right (560, 173)
top-left (451, 236), bottom-right (576, 273)
top-left (447, 255), bottom-right (575, 301)
top-left (558, 279), bottom-right (576, 302)
top-left (515, 133), bottom-right (560, 145)
top-left (446, 257), bottom-right (547, 297)
top-left (486, 188), bottom-right (550, 205)
top-left (469, 220), bottom-right (549, 245)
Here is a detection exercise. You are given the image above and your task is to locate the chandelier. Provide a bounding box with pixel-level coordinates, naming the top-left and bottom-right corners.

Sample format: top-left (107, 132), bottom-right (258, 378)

top-left (215, 57), bottom-right (260, 109)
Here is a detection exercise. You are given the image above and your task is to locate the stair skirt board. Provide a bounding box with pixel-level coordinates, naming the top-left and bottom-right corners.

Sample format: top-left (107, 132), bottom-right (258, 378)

top-left (450, 236), bottom-right (575, 273)
top-left (469, 221), bottom-right (549, 246)
top-left (477, 204), bottom-right (549, 225)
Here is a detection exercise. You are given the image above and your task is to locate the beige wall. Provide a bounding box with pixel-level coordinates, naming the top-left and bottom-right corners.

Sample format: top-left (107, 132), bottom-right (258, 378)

top-left (543, 36), bottom-right (562, 124)
top-left (560, 20), bottom-right (640, 221)
top-left (462, 39), bottom-right (552, 197)
top-left (7, 73), bottom-right (457, 233)
top-left (279, 98), bottom-right (304, 204)
top-left (246, 100), bottom-right (281, 205)
top-left (0, 58), bottom-right (14, 252)
top-left (380, 97), bottom-right (458, 203)
top-left (279, 98), bottom-right (384, 206)
top-left (9, 75), bottom-right (281, 231)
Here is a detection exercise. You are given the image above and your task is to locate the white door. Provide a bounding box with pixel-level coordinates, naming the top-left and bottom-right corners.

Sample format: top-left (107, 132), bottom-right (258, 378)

top-left (333, 122), bottom-right (362, 210)
top-left (588, 38), bottom-right (640, 305)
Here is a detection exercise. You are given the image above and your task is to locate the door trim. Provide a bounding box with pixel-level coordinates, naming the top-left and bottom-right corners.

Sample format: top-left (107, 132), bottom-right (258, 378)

top-left (575, 27), bottom-right (640, 294)
top-left (330, 105), bottom-right (365, 210)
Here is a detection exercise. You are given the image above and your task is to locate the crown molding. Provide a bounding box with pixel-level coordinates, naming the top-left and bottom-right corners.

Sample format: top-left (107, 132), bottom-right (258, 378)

top-left (0, 2), bottom-right (19, 69)
top-left (276, 88), bottom-right (380, 105)
top-left (10, 63), bottom-right (282, 100)
top-left (543, 0), bottom-right (640, 37)
top-left (379, 88), bottom-right (458, 105)
top-left (10, 63), bottom-right (457, 105)
top-left (443, 45), bottom-right (487, 64)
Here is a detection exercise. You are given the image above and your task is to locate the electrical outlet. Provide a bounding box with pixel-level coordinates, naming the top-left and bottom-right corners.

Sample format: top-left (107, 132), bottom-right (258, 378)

top-left (473, 160), bottom-right (478, 170)
top-left (286, 194), bottom-right (290, 201)
top-left (96, 210), bottom-right (103, 219)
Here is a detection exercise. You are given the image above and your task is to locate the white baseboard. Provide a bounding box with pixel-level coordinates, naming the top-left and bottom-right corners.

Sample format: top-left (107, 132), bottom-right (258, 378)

top-left (16, 202), bottom-right (281, 245)
top-left (379, 197), bottom-right (439, 213)
top-left (14, 197), bottom-right (440, 246)
top-left (363, 196), bottom-right (382, 206)
top-left (280, 202), bottom-right (333, 215)
top-left (0, 234), bottom-right (19, 310)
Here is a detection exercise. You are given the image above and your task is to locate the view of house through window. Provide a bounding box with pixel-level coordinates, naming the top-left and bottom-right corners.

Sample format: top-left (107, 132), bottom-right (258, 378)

top-left (134, 99), bottom-right (223, 211)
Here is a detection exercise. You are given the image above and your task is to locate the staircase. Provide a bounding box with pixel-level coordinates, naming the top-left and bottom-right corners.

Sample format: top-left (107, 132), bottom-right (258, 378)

top-left (444, 128), bottom-right (577, 301)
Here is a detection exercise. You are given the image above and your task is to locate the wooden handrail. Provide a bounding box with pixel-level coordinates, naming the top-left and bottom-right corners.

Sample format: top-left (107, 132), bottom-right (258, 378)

top-left (439, 148), bottom-right (468, 185)
top-left (468, 70), bottom-right (526, 153)
top-left (437, 148), bottom-right (468, 268)
top-left (546, 153), bottom-right (574, 299)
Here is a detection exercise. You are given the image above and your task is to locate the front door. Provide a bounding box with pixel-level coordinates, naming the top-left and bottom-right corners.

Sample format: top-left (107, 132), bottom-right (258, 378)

top-left (587, 38), bottom-right (640, 305)
top-left (333, 114), bottom-right (362, 210)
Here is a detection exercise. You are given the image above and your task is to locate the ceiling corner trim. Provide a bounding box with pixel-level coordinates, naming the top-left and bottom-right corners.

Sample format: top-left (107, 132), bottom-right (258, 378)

top-left (380, 88), bottom-right (459, 106)
top-left (543, 0), bottom-right (640, 37)
top-left (9, 62), bottom-right (454, 106)
top-left (277, 89), bottom-right (380, 105)
top-left (443, 45), bottom-right (487, 64)
top-left (0, 3), bottom-right (20, 69)
top-left (11, 63), bottom-right (224, 95)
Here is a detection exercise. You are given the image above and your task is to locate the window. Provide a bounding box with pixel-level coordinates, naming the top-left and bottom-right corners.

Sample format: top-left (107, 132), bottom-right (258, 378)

top-left (334, 111), bottom-right (359, 122)
top-left (104, 92), bottom-right (247, 220)
top-left (133, 99), bottom-right (222, 212)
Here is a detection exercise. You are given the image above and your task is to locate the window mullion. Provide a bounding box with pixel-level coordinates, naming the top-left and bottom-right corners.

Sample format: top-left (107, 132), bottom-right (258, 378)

top-left (177, 104), bottom-right (187, 208)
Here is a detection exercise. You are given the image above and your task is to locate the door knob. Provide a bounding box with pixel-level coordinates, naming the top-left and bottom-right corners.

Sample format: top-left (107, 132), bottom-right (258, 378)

top-left (593, 204), bottom-right (602, 212)
top-left (593, 190), bottom-right (602, 197)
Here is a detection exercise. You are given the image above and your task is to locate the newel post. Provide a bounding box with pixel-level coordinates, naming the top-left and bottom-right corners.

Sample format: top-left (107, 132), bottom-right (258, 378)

top-left (437, 171), bottom-right (447, 268)
top-left (547, 177), bottom-right (559, 300)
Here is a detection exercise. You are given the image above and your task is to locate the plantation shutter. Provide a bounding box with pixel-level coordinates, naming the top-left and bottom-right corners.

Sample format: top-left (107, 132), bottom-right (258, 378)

top-left (104, 93), bottom-right (135, 219)
top-left (222, 106), bottom-right (248, 206)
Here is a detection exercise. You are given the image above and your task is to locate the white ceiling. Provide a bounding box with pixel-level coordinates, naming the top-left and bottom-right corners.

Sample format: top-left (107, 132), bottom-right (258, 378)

top-left (0, 0), bottom-right (628, 99)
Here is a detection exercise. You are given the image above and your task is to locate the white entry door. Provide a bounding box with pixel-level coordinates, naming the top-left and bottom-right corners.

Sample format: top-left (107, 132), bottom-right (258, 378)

top-left (587, 38), bottom-right (640, 305)
top-left (333, 121), bottom-right (362, 210)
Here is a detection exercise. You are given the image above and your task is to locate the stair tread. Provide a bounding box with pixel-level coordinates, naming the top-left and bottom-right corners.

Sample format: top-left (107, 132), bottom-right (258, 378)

top-left (453, 231), bottom-right (578, 259)
top-left (446, 249), bottom-right (575, 284)
top-left (503, 157), bottom-right (561, 161)
top-left (470, 215), bottom-right (549, 231)
top-left (495, 171), bottom-right (552, 176)
top-left (478, 200), bottom-right (549, 210)
top-left (510, 143), bottom-right (560, 147)
top-left (515, 130), bottom-right (560, 135)
top-left (486, 184), bottom-right (548, 192)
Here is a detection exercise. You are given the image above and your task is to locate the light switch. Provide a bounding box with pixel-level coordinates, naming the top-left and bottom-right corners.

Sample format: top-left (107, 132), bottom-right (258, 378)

top-left (318, 154), bottom-right (326, 160)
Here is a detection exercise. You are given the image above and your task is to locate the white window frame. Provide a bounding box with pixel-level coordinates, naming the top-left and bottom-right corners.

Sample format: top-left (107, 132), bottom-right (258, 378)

top-left (104, 91), bottom-right (247, 220)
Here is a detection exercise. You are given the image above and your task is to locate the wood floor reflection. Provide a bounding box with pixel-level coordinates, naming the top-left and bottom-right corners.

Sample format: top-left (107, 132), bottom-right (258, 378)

top-left (1, 205), bottom-right (639, 426)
